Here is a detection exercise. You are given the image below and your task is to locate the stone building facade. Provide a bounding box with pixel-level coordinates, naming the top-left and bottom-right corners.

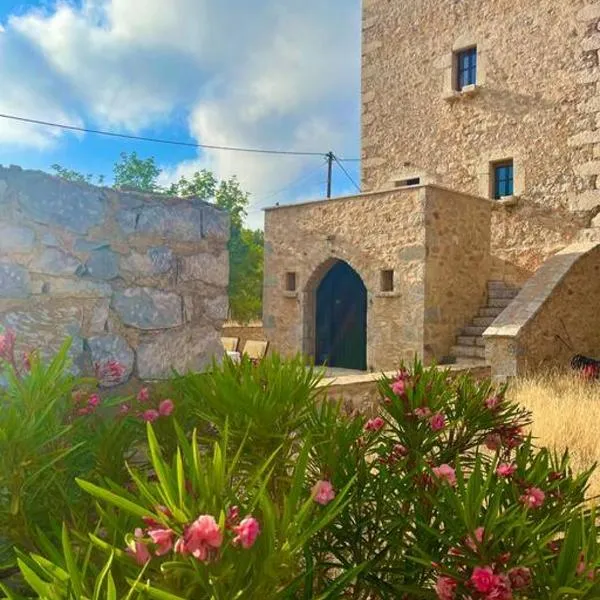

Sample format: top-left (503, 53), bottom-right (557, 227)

top-left (264, 186), bottom-right (490, 371)
top-left (362, 0), bottom-right (600, 272)
top-left (264, 0), bottom-right (600, 375)
top-left (0, 165), bottom-right (229, 386)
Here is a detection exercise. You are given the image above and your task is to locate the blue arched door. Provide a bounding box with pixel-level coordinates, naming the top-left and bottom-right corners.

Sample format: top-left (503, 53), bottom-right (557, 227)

top-left (315, 261), bottom-right (367, 370)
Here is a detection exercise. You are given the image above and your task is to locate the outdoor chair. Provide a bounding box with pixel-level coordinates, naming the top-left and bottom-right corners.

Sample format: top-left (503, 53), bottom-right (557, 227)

top-left (242, 339), bottom-right (269, 362)
top-left (221, 337), bottom-right (240, 353)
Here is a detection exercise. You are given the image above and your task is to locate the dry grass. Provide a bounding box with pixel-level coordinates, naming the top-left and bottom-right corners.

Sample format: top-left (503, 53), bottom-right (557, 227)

top-left (508, 372), bottom-right (600, 498)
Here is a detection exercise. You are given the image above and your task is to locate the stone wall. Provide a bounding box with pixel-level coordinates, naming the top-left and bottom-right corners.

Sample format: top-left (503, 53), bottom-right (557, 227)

top-left (263, 184), bottom-right (490, 371)
top-left (362, 0), bottom-right (596, 272)
top-left (483, 241), bottom-right (600, 380)
top-left (0, 165), bottom-right (229, 384)
top-left (423, 186), bottom-right (491, 361)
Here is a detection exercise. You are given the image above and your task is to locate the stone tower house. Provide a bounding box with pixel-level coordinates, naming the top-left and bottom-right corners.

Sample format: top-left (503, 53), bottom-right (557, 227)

top-left (263, 0), bottom-right (600, 376)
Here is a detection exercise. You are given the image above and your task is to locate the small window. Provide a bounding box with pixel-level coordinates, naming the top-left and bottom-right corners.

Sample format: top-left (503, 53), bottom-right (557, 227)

top-left (285, 272), bottom-right (297, 292)
top-left (456, 47), bottom-right (477, 90)
top-left (493, 161), bottom-right (514, 199)
top-left (380, 269), bottom-right (394, 292)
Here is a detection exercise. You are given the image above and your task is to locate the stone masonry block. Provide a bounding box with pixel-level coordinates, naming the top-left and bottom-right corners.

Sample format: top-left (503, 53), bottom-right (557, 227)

top-left (0, 223), bottom-right (35, 252)
top-left (112, 287), bottom-right (183, 330)
top-left (86, 334), bottom-right (135, 387)
top-left (0, 262), bottom-right (31, 298)
top-left (178, 252), bottom-right (229, 287)
top-left (30, 248), bottom-right (82, 276)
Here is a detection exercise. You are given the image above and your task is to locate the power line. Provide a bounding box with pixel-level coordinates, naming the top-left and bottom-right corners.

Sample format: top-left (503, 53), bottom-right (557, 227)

top-left (0, 113), bottom-right (330, 158)
top-left (333, 154), bottom-right (360, 192)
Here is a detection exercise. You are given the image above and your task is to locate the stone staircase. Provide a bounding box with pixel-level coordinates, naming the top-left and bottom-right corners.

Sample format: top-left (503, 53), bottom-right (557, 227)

top-left (449, 281), bottom-right (521, 366)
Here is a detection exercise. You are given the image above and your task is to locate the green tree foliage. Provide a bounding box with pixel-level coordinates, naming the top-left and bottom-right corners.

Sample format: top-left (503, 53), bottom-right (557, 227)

top-left (50, 155), bottom-right (263, 322)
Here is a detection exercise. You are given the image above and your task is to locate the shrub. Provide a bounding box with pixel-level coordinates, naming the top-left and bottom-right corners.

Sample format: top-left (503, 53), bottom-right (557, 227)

top-left (2, 347), bottom-right (600, 599)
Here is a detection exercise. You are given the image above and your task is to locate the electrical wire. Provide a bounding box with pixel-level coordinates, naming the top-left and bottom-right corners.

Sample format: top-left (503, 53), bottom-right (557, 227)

top-left (0, 112), bottom-right (362, 161)
top-left (332, 154), bottom-right (360, 191)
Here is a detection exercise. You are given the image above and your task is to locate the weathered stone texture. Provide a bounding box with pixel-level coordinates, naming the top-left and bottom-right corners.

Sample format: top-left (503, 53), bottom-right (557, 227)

top-left (484, 242), bottom-right (600, 380)
top-left (264, 185), bottom-right (491, 370)
top-left (0, 165), bottom-right (229, 384)
top-left (112, 288), bottom-right (183, 330)
top-left (137, 325), bottom-right (223, 379)
top-left (361, 0), bottom-right (594, 270)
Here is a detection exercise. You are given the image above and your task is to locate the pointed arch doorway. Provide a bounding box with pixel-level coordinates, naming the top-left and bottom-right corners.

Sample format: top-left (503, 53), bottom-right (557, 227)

top-left (314, 260), bottom-right (367, 370)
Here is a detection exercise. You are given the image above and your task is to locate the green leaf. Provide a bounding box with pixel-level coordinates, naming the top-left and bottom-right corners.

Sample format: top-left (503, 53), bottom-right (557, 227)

top-left (62, 523), bottom-right (84, 598)
top-left (76, 478), bottom-right (150, 519)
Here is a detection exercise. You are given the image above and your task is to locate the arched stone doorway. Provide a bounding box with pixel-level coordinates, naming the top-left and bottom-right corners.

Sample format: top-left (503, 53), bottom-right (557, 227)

top-left (313, 260), bottom-right (367, 370)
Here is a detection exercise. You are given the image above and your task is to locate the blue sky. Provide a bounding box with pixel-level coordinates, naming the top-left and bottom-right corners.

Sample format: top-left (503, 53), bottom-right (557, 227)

top-left (0, 0), bottom-right (361, 228)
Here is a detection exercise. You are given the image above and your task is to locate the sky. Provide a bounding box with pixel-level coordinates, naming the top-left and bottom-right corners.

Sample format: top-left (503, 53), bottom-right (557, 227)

top-left (0, 0), bottom-right (362, 229)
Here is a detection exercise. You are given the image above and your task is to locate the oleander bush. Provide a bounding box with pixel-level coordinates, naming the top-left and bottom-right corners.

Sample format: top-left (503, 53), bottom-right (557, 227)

top-left (1, 327), bottom-right (599, 599)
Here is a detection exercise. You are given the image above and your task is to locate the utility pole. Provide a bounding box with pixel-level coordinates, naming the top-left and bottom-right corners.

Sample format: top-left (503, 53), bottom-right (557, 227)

top-left (326, 151), bottom-right (334, 198)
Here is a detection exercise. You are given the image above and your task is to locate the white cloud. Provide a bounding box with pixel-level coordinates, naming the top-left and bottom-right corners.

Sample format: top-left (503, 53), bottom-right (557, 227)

top-left (1, 0), bottom-right (361, 222)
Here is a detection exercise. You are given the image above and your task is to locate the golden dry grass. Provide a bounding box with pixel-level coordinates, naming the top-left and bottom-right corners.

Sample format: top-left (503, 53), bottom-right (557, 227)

top-left (508, 372), bottom-right (600, 498)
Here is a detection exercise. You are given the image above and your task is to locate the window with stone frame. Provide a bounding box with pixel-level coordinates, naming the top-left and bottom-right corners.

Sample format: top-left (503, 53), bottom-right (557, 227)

top-left (455, 46), bottom-right (477, 91)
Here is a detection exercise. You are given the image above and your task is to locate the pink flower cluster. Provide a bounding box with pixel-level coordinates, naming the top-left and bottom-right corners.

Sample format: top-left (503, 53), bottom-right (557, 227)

top-left (432, 464), bottom-right (456, 487)
top-left (72, 391), bottom-right (103, 417)
top-left (391, 369), bottom-right (410, 398)
top-left (312, 480), bottom-right (336, 505)
top-left (435, 565), bottom-right (532, 600)
top-left (94, 359), bottom-right (126, 384)
top-left (365, 416), bottom-right (385, 432)
top-left (484, 425), bottom-right (524, 452)
top-left (127, 509), bottom-right (260, 566)
top-left (117, 387), bottom-right (175, 422)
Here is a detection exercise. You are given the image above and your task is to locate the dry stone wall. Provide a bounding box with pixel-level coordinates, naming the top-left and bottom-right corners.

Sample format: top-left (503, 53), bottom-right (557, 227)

top-left (0, 165), bottom-right (229, 384)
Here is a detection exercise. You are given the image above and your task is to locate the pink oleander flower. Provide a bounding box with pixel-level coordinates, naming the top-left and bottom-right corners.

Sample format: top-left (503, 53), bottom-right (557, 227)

top-left (430, 412), bottom-right (446, 431)
top-left (312, 480), bottom-right (336, 505)
top-left (435, 575), bottom-right (457, 600)
top-left (508, 566), bottom-right (531, 590)
top-left (365, 416), bottom-right (385, 432)
top-left (432, 464), bottom-right (457, 487)
top-left (486, 574), bottom-right (513, 600)
top-left (137, 387), bottom-right (150, 402)
top-left (484, 433), bottom-right (503, 451)
top-left (485, 395), bottom-right (502, 410)
top-left (233, 516), bottom-right (261, 549)
top-left (183, 515), bottom-right (223, 562)
top-left (520, 487), bottom-right (545, 509)
top-left (77, 407), bottom-right (93, 416)
top-left (126, 528), bottom-right (151, 565)
top-left (0, 329), bottom-right (16, 360)
top-left (118, 403), bottom-right (130, 416)
top-left (142, 409), bottom-right (160, 423)
top-left (414, 406), bottom-right (432, 419)
top-left (392, 443), bottom-right (408, 457)
top-left (148, 528), bottom-right (174, 556)
top-left (106, 359), bottom-right (125, 379)
top-left (471, 566), bottom-right (498, 593)
top-left (87, 394), bottom-right (101, 408)
top-left (465, 527), bottom-right (485, 552)
top-left (391, 377), bottom-right (406, 396)
top-left (159, 399), bottom-right (175, 417)
top-left (496, 463), bottom-right (517, 478)
top-left (502, 426), bottom-right (524, 449)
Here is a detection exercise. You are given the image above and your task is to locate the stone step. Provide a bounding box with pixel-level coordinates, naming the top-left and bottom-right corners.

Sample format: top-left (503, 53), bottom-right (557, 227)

top-left (451, 345), bottom-right (486, 359)
top-left (457, 335), bottom-right (485, 347)
top-left (487, 297), bottom-right (513, 308)
top-left (462, 325), bottom-right (488, 336)
top-left (479, 306), bottom-right (504, 318)
top-left (472, 316), bottom-right (496, 328)
top-left (455, 357), bottom-right (487, 366)
top-left (487, 287), bottom-right (519, 299)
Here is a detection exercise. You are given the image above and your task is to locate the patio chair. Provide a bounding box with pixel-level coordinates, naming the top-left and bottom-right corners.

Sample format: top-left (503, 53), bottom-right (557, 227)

top-left (221, 336), bottom-right (240, 353)
top-left (242, 339), bottom-right (269, 362)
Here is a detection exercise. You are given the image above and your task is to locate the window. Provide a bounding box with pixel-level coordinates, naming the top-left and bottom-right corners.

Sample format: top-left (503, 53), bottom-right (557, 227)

top-left (456, 47), bottom-right (477, 90)
top-left (493, 161), bottom-right (514, 199)
top-left (396, 177), bottom-right (421, 188)
top-left (380, 269), bottom-right (394, 292)
top-left (285, 272), bottom-right (297, 292)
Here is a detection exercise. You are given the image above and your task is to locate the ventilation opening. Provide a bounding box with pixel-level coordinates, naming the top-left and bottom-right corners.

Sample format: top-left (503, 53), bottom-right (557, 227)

top-left (380, 269), bottom-right (394, 292)
top-left (285, 272), bottom-right (297, 292)
top-left (396, 177), bottom-right (421, 188)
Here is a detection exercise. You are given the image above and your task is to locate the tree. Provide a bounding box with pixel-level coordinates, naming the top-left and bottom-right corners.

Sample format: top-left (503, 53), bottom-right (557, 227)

top-left (50, 164), bottom-right (104, 186)
top-left (113, 152), bottom-right (162, 192)
top-left (50, 155), bottom-right (263, 323)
